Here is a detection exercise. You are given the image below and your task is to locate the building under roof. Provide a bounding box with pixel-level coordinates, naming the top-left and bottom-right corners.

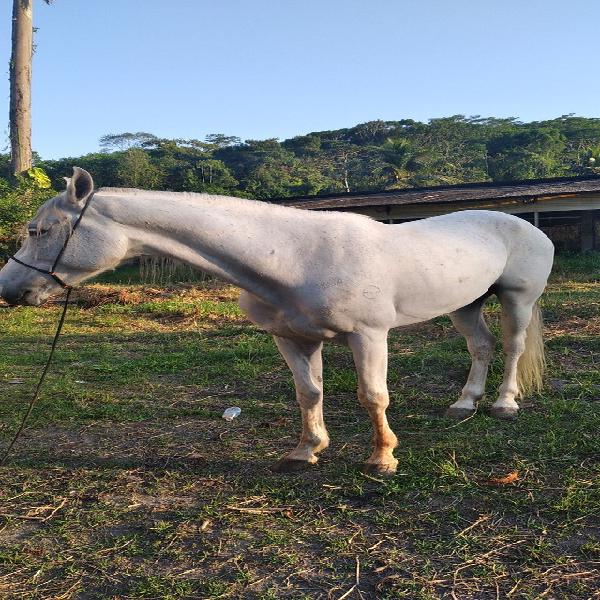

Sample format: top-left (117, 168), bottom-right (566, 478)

top-left (274, 175), bottom-right (600, 252)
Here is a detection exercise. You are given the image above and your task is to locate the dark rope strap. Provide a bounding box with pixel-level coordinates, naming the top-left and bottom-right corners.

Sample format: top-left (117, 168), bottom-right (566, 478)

top-left (7, 191), bottom-right (96, 290)
top-left (0, 190), bottom-right (97, 464)
top-left (8, 255), bottom-right (70, 289)
top-left (51, 192), bottom-right (95, 273)
top-left (0, 288), bottom-right (72, 465)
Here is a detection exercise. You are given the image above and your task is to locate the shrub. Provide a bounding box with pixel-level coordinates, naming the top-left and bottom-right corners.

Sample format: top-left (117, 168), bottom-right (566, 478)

top-left (0, 168), bottom-right (56, 260)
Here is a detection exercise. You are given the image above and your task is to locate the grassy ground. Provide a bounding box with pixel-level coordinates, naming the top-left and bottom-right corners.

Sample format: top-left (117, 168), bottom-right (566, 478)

top-left (0, 255), bottom-right (598, 599)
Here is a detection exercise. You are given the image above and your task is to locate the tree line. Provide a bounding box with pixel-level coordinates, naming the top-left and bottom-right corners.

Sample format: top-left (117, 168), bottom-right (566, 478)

top-left (13, 114), bottom-right (600, 198)
top-left (2, 114), bottom-right (600, 257)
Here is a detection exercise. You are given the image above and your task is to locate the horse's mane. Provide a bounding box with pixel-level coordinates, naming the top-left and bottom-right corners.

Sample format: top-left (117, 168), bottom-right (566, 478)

top-left (96, 187), bottom-right (373, 221)
top-left (33, 187), bottom-right (372, 228)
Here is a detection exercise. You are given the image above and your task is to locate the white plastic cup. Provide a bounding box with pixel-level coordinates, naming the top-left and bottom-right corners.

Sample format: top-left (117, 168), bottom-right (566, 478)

top-left (222, 406), bottom-right (241, 421)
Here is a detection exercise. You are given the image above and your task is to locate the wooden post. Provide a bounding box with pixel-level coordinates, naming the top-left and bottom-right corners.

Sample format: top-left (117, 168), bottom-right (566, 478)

top-left (581, 210), bottom-right (595, 252)
top-left (386, 206), bottom-right (393, 224)
top-left (9, 0), bottom-right (33, 176)
top-left (533, 212), bottom-right (539, 227)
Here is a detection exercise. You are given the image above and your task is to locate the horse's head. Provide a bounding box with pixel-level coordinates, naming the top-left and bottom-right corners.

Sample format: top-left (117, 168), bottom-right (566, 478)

top-left (0, 167), bottom-right (128, 306)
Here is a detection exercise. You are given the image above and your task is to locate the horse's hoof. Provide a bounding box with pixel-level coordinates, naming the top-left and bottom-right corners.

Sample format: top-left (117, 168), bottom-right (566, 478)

top-left (270, 458), bottom-right (313, 473)
top-left (444, 406), bottom-right (476, 419)
top-left (363, 462), bottom-right (397, 478)
top-left (489, 406), bottom-right (519, 420)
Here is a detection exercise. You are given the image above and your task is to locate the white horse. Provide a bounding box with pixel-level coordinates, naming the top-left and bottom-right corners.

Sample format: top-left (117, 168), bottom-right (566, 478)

top-left (0, 168), bottom-right (554, 475)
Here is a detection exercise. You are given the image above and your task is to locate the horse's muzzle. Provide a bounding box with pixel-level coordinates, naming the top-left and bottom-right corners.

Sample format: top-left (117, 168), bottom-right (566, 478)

top-left (1, 288), bottom-right (39, 306)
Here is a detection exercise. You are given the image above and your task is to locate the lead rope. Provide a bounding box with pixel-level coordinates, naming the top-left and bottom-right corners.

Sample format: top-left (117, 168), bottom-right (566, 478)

top-left (0, 190), bottom-right (96, 465)
top-left (0, 288), bottom-right (72, 465)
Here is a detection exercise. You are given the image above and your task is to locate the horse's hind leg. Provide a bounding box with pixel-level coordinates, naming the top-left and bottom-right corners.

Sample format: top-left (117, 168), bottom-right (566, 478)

top-left (491, 289), bottom-right (539, 420)
top-left (445, 297), bottom-right (496, 419)
top-left (271, 336), bottom-right (329, 472)
top-left (347, 330), bottom-right (398, 476)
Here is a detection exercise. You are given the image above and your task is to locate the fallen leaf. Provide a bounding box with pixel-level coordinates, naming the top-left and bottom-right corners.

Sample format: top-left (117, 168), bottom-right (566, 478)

top-left (487, 471), bottom-right (519, 485)
top-left (199, 519), bottom-right (211, 532)
top-left (186, 452), bottom-right (204, 460)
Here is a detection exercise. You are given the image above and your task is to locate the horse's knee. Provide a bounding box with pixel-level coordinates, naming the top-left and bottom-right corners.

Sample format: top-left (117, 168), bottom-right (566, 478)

top-left (297, 385), bottom-right (322, 408)
top-left (469, 338), bottom-right (494, 361)
top-left (467, 329), bottom-right (495, 361)
top-left (503, 334), bottom-right (526, 357)
top-left (357, 387), bottom-right (389, 411)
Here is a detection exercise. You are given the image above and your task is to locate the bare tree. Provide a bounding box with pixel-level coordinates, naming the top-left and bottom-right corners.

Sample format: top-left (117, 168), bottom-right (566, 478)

top-left (9, 0), bottom-right (51, 176)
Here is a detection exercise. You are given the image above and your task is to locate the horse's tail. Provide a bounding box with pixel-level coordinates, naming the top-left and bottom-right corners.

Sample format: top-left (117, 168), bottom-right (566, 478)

top-left (517, 300), bottom-right (546, 396)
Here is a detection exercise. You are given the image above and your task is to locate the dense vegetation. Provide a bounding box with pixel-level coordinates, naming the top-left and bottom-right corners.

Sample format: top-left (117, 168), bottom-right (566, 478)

top-left (32, 115), bottom-right (600, 193)
top-left (2, 114), bottom-right (600, 257)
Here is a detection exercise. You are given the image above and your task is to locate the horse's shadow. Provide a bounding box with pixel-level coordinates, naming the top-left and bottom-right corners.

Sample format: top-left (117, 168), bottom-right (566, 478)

top-left (5, 450), bottom-right (269, 477)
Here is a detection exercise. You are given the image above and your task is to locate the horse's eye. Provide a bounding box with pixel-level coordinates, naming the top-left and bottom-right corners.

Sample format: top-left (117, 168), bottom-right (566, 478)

top-left (28, 228), bottom-right (49, 237)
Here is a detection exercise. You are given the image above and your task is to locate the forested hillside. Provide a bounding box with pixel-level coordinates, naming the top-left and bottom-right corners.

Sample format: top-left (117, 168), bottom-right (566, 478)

top-left (2, 114), bottom-right (600, 256)
top-left (5, 114), bottom-right (600, 199)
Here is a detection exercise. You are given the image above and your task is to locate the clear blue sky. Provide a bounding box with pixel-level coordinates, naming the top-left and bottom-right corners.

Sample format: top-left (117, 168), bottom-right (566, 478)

top-left (1, 0), bottom-right (599, 159)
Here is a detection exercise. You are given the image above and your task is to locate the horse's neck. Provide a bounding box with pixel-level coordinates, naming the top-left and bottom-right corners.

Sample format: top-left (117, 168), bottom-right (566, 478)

top-left (98, 191), bottom-right (304, 300)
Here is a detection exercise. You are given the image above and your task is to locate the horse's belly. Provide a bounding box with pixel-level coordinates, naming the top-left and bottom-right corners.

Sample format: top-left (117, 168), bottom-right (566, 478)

top-left (392, 248), bottom-right (506, 323)
top-left (239, 290), bottom-right (344, 341)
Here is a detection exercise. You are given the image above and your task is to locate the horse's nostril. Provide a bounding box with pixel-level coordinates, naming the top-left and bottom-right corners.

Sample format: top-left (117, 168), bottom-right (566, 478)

top-left (2, 289), bottom-right (26, 306)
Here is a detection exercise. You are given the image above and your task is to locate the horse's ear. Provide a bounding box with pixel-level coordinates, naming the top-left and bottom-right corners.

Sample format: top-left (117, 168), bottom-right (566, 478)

top-left (66, 167), bottom-right (94, 205)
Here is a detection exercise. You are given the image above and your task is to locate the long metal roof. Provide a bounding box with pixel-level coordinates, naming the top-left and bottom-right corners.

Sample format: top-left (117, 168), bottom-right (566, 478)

top-left (273, 175), bottom-right (600, 210)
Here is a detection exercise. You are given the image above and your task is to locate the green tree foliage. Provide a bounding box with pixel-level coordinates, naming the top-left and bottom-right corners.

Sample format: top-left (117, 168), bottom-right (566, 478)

top-left (143, 138), bottom-right (239, 194)
top-left (39, 115), bottom-right (600, 201)
top-left (0, 167), bottom-right (56, 257)
top-left (380, 138), bottom-right (419, 188)
top-left (99, 132), bottom-right (158, 152)
top-left (3, 115), bottom-right (600, 228)
top-left (116, 148), bottom-right (163, 189)
top-left (41, 152), bottom-right (123, 189)
top-left (487, 127), bottom-right (568, 180)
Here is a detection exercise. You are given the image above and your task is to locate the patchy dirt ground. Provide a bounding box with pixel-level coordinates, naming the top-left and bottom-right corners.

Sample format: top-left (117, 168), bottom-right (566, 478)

top-left (0, 260), bottom-right (599, 599)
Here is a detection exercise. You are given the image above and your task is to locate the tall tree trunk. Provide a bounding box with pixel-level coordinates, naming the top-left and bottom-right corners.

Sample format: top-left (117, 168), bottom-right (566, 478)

top-left (10, 0), bottom-right (33, 176)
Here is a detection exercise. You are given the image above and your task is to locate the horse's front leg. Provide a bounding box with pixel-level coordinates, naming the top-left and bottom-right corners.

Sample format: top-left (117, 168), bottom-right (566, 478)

top-left (348, 330), bottom-right (398, 476)
top-left (271, 336), bottom-right (329, 472)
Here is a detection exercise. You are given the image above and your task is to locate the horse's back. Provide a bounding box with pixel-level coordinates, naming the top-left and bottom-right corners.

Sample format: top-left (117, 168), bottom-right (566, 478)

top-left (390, 210), bottom-right (553, 270)
top-left (424, 210), bottom-right (554, 293)
top-left (383, 211), bottom-right (553, 323)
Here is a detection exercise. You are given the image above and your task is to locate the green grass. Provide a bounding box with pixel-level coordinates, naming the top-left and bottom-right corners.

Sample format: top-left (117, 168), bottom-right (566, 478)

top-left (551, 251), bottom-right (600, 282)
top-left (0, 257), bottom-right (598, 599)
top-left (92, 261), bottom-right (211, 285)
